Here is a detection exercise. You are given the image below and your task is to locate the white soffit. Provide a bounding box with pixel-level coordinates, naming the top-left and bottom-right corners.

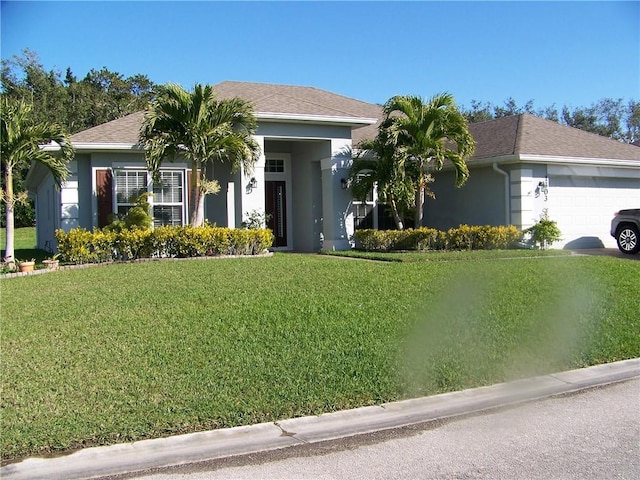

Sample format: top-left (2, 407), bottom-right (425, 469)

top-left (256, 112), bottom-right (378, 126)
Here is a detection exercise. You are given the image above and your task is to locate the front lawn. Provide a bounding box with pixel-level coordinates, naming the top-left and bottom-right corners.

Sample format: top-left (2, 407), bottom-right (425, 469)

top-left (1, 252), bottom-right (638, 462)
top-left (0, 227), bottom-right (49, 266)
top-left (0, 227), bottom-right (37, 251)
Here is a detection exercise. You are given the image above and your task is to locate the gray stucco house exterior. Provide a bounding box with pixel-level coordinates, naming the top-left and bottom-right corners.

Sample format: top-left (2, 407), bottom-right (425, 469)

top-left (425, 114), bottom-right (640, 248)
top-left (26, 81), bottom-right (640, 252)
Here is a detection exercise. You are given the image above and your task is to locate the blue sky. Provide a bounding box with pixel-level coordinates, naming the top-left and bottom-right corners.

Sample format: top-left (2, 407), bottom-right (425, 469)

top-left (1, 1), bottom-right (638, 110)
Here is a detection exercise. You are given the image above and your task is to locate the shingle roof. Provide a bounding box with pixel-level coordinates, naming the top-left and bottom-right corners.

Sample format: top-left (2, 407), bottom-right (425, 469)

top-left (69, 82), bottom-right (639, 163)
top-left (214, 81), bottom-right (383, 145)
top-left (468, 114), bottom-right (640, 162)
top-left (71, 81), bottom-right (382, 145)
top-left (214, 81), bottom-right (381, 120)
top-left (70, 111), bottom-right (144, 144)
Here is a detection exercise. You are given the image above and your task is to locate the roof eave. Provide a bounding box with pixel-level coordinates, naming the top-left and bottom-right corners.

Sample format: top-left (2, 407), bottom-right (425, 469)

top-left (445, 153), bottom-right (640, 170)
top-left (59, 142), bottom-right (142, 152)
top-left (517, 154), bottom-right (640, 167)
top-left (256, 112), bottom-right (378, 126)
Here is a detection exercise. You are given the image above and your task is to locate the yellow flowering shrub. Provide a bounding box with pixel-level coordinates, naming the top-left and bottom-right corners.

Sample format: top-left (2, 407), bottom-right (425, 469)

top-left (55, 225), bottom-right (274, 264)
top-left (353, 225), bottom-right (522, 252)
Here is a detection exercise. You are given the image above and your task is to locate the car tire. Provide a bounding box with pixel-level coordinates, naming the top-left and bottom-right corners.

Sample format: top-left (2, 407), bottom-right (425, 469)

top-left (616, 224), bottom-right (640, 254)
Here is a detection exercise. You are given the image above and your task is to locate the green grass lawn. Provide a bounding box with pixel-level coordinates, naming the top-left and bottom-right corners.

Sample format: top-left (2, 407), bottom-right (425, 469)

top-left (1, 250), bottom-right (639, 462)
top-left (0, 227), bottom-right (49, 265)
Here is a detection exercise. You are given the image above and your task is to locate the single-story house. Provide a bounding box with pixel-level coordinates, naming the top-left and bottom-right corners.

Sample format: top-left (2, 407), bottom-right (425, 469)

top-left (26, 81), bottom-right (640, 252)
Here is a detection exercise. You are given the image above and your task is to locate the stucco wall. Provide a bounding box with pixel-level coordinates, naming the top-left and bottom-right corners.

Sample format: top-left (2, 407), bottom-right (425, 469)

top-left (423, 166), bottom-right (507, 229)
top-left (77, 154), bottom-right (93, 229)
top-left (291, 141), bottom-right (327, 251)
top-left (257, 122), bottom-right (352, 141)
top-left (204, 162), bottom-right (238, 227)
top-left (34, 173), bottom-right (59, 252)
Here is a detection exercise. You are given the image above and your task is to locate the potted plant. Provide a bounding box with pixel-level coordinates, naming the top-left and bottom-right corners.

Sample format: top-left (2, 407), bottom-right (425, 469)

top-left (17, 258), bottom-right (36, 273)
top-left (42, 253), bottom-right (61, 270)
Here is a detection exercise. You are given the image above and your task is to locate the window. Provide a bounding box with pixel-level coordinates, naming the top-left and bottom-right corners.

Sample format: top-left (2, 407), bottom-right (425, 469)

top-left (353, 203), bottom-right (374, 230)
top-left (114, 169), bottom-right (185, 227)
top-left (265, 158), bottom-right (285, 173)
top-left (152, 171), bottom-right (184, 227)
top-left (115, 170), bottom-right (148, 216)
top-left (352, 173), bottom-right (375, 230)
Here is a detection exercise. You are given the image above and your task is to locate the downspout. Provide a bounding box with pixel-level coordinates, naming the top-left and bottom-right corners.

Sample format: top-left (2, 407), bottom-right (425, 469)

top-left (493, 162), bottom-right (510, 225)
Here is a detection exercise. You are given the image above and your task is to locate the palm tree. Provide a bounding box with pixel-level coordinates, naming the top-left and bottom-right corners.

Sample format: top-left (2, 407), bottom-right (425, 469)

top-left (139, 83), bottom-right (260, 226)
top-left (1, 96), bottom-right (74, 266)
top-left (349, 130), bottom-right (415, 230)
top-left (382, 93), bottom-right (475, 228)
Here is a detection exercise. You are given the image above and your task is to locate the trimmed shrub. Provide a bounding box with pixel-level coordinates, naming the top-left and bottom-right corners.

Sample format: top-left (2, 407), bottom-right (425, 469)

top-left (55, 225), bottom-right (274, 264)
top-left (116, 228), bottom-right (154, 260)
top-left (229, 228), bottom-right (274, 255)
top-left (403, 228), bottom-right (445, 251)
top-left (90, 229), bottom-right (118, 263)
top-left (353, 225), bottom-right (521, 252)
top-left (354, 229), bottom-right (398, 252)
top-left (524, 210), bottom-right (562, 249)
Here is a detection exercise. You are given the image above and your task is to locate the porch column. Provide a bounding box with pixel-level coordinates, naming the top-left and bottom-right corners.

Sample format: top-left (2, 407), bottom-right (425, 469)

top-left (238, 135), bottom-right (266, 227)
top-left (60, 160), bottom-right (79, 231)
top-left (510, 168), bottom-right (535, 229)
top-left (320, 139), bottom-right (353, 251)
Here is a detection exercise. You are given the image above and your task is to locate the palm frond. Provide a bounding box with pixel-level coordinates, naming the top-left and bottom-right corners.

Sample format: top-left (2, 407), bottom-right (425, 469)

top-left (138, 83), bottom-right (261, 202)
top-left (1, 96), bottom-right (74, 188)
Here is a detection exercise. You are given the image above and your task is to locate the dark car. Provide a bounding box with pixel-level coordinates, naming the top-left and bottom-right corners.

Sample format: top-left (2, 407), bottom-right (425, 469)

top-left (611, 209), bottom-right (640, 254)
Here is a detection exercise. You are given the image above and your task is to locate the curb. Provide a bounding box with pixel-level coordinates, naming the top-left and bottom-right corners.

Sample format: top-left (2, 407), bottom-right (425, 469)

top-left (2, 358), bottom-right (639, 480)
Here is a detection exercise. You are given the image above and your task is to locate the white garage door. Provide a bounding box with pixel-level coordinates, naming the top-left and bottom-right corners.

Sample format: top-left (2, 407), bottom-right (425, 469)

top-left (547, 175), bottom-right (640, 248)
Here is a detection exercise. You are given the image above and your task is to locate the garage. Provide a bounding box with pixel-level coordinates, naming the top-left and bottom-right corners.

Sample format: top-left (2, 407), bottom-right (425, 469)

top-left (547, 171), bottom-right (640, 249)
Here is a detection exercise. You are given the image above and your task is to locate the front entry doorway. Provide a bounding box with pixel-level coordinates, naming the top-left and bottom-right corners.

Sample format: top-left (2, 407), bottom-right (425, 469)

top-left (265, 180), bottom-right (287, 247)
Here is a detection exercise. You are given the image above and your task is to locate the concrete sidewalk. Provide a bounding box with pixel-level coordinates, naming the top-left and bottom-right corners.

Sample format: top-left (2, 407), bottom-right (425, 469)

top-left (2, 358), bottom-right (639, 480)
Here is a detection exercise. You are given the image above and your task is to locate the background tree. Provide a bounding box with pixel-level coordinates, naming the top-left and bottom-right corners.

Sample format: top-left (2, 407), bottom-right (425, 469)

top-left (461, 97), bottom-right (639, 143)
top-left (1, 50), bottom-right (155, 227)
top-left (382, 93), bottom-right (475, 228)
top-left (1, 50), bottom-right (155, 134)
top-left (139, 83), bottom-right (260, 226)
top-left (1, 96), bottom-right (74, 265)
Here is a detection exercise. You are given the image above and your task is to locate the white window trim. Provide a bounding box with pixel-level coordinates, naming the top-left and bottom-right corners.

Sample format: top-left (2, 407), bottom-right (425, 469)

top-left (114, 169), bottom-right (150, 215)
top-left (152, 170), bottom-right (187, 227)
top-left (111, 167), bottom-right (188, 227)
top-left (352, 172), bottom-right (378, 230)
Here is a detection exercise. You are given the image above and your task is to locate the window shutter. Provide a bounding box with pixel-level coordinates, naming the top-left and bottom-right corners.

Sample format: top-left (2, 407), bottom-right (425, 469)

top-left (96, 169), bottom-right (113, 228)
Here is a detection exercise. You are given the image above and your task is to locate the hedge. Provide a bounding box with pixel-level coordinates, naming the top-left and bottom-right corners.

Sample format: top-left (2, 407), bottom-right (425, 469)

top-left (55, 226), bottom-right (274, 264)
top-left (353, 225), bottom-right (522, 252)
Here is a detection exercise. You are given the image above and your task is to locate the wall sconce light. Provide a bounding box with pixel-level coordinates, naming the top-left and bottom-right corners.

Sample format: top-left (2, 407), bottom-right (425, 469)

top-left (537, 179), bottom-right (549, 201)
top-left (340, 178), bottom-right (348, 190)
top-left (249, 177), bottom-right (258, 189)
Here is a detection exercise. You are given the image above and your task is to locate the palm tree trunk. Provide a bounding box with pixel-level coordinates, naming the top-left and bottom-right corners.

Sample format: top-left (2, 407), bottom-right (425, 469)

top-left (189, 189), bottom-right (200, 226)
top-left (390, 196), bottom-right (404, 231)
top-left (3, 165), bottom-right (16, 266)
top-left (194, 191), bottom-right (206, 227)
top-left (414, 185), bottom-right (425, 228)
top-left (189, 163), bottom-right (200, 226)
top-left (193, 166), bottom-right (209, 227)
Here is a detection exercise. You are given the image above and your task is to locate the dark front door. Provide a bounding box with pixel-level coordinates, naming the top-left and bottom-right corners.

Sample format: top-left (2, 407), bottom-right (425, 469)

top-left (265, 181), bottom-right (287, 247)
